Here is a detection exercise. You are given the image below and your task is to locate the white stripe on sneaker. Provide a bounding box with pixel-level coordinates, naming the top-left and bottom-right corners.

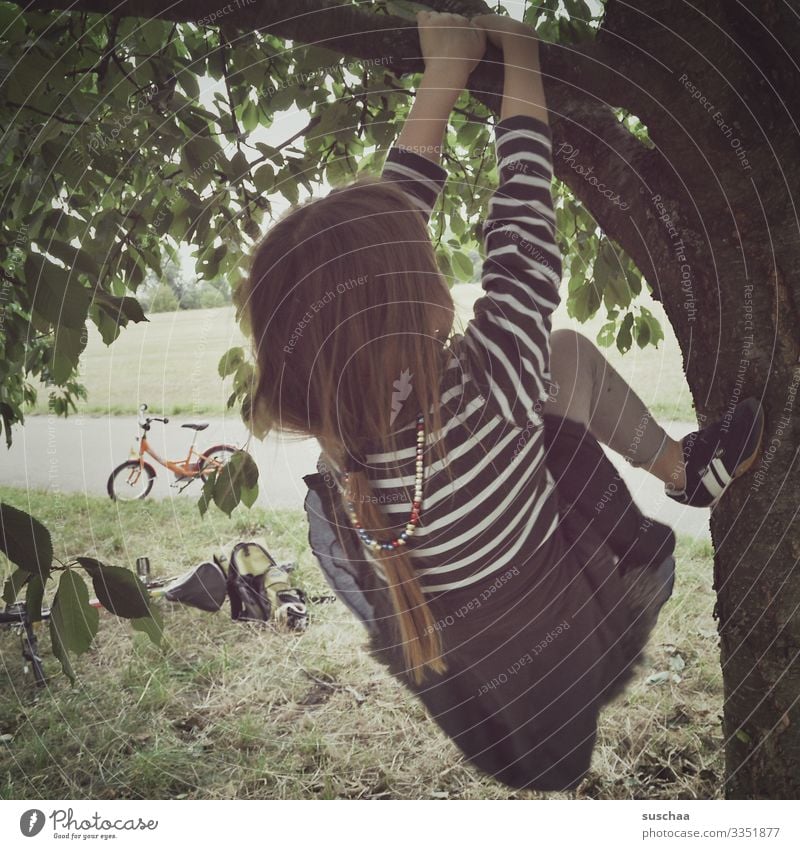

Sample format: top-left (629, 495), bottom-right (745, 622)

top-left (710, 457), bottom-right (732, 486)
top-left (701, 464), bottom-right (725, 499)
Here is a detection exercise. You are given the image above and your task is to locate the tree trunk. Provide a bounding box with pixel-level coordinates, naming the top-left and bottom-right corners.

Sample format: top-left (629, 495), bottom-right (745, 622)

top-left (17, 0), bottom-right (800, 796)
top-left (564, 0), bottom-right (800, 797)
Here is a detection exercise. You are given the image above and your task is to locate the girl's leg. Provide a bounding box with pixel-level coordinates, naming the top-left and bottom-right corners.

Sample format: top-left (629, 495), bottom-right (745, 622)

top-left (543, 329), bottom-right (686, 490)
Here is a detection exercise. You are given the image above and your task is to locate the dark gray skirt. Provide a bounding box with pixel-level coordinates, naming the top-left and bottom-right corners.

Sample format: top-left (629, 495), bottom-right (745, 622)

top-left (303, 413), bottom-right (676, 792)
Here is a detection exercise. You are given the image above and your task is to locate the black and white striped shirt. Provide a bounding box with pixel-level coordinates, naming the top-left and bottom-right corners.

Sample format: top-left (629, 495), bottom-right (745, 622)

top-left (338, 114), bottom-right (564, 597)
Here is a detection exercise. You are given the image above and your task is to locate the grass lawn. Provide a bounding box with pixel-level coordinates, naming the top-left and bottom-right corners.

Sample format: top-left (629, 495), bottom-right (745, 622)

top-left (28, 293), bottom-right (698, 424)
top-left (1, 486), bottom-right (723, 799)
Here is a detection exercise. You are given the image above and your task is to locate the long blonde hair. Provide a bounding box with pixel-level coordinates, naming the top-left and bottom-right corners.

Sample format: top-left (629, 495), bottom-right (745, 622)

top-left (244, 176), bottom-right (455, 683)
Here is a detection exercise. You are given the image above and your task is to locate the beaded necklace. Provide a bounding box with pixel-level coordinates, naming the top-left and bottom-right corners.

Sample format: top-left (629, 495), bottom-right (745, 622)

top-left (343, 413), bottom-right (425, 552)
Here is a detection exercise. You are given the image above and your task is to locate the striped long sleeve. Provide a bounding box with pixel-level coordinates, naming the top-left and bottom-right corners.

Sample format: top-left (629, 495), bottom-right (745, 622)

top-left (348, 127), bottom-right (564, 595)
top-left (465, 115), bottom-right (562, 427)
top-left (380, 145), bottom-right (448, 224)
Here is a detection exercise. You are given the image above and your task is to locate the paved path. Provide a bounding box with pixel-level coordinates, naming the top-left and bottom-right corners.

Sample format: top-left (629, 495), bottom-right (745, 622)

top-left (1, 414), bottom-right (711, 540)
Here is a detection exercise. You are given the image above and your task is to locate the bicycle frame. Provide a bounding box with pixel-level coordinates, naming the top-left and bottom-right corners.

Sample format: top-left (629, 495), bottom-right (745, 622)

top-left (134, 429), bottom-right (212, 478)
top-left (128, 406), bottom-right (228, 480)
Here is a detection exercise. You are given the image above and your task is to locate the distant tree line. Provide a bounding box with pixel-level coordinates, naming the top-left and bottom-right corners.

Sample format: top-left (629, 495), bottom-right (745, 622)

top-left (141, 256), bottom-right (233, 313)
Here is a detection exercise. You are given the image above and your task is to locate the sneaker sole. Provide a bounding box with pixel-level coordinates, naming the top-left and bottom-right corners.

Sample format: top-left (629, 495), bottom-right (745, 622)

top-left (709, 399), bottom-right (765, 508)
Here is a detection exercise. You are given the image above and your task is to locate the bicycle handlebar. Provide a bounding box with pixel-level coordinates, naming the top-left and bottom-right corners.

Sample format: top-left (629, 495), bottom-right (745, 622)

top-left (138, 404), bottom-right (169, 428)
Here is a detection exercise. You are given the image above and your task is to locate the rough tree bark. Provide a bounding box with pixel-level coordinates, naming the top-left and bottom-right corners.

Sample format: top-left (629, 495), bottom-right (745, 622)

top-left (20, 0), bottom-right (800, 797)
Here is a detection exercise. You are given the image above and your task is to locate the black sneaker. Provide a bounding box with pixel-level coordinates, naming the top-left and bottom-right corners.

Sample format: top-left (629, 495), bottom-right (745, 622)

top-left (666, 397), bottom-right (765, 508)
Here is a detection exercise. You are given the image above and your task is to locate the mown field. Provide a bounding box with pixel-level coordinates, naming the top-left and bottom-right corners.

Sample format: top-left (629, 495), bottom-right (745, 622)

top-left (0, 487), bottom-right (722, 800)
top-left (28, 292), bottom-right (697, 423)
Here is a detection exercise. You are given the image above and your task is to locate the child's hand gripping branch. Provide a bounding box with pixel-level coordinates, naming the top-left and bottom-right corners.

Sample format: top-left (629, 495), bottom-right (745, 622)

top-left (395, 11), bottom-right (486, 162)
top-left (396, 11), bottom-right (549, 166)
top-left (471, 13), bottom-right (549, 124)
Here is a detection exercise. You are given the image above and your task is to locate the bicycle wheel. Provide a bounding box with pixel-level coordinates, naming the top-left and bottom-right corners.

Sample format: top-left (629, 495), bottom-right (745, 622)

top-left (198, 444), bottom-right (238, 479)
top-left (107, 461), bottom-right (156, 500)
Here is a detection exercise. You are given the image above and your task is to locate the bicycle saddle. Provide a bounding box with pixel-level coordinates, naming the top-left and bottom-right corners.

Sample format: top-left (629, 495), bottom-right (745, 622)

top-left (181, 422), bottom-right (209, 431)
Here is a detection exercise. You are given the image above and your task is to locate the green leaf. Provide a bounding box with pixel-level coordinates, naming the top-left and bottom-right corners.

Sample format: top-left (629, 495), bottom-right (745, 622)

top-left (240, 483), bottom-right (258, 509)
top-left (177, 67), bottom-right (200, 99)
top-left (131, 605), bottom-right (164, 647)
top-left (49, 615), bottom-right (76, 684)
top-left (0, 503), bottom-right (53, 578)
top-left (616, 311), bottom-right (634, 354)
top-left (569, 280), bottom-right (601, 322)
top-left (596, 321), bottom-right (616, 348)
top-left (457, 121), bottom-right (484, 147)
top-left (76, 557), bottom-right (151, 619)
top-left (436, 247), bottom-right (453, 283)
top-left (50, 568), bottom-right (99, 658)
top-left (241, 99), bottom-right (260, 133)
top-left (252, 163), bottom-right (274, 194)
top-left (218, 347), bottom-right (245, 378)
top-left (735, 729), bottom-right (751, 745)
top-left (595, 241), bottom-right (631, 310)
top-left (25, 573), bottom-right (45, 622)
top-left (47, 240), bottom-right (101, 279)
top-left (640, 306), bottom-right (664, 348)
top-left (269, 84), bottom-right (297, 112)
top-left (2, 569), bottom-right (30, 605)
top-left (198, 473), bottom-right (215, 518)
top-left (313, 101), bottom-right (349, 140)
top-left (230, 150), bottom-right (251, 181)
top-left (277, 169), bottom-right (299, 205)
top-left (451, 250), bottom-right (474, 282)
top-left (212, 450), bottom-right (259, 516)
top-left (26, 253), bottom-right (92, 328)
top-left (183, 136), bottom-right (223, 175)
top-left (93, 292), bottom-right (148, 324)
top-left (92, 307), bottom-right (123, 346)
top-left (295, 44), bottom-right (340, 74)
top-left (635, 314), bottom-right (651, 348)
top-left (50, 325), bottom-right (88, 384)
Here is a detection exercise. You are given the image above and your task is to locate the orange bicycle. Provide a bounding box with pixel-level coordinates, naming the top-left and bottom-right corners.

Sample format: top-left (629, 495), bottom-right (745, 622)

top-left (107, 404), bottom-right (238, 501)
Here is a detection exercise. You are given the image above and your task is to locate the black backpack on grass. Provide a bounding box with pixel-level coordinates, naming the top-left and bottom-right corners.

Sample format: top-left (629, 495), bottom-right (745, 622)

top-left (214, 539), bottom-right (308, 631)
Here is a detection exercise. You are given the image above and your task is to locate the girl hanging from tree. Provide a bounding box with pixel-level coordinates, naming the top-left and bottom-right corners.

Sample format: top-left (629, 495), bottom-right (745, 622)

top-left (244, 10), bottom-right (764, 791)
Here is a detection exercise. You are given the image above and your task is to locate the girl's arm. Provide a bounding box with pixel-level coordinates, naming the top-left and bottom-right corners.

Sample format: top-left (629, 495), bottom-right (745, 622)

top-left (472, 14), bottom-right (549, 124)
top-left (394, 11), bottom-right (486, 163)
top-left (459, 15), bottom-right (562, 427)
